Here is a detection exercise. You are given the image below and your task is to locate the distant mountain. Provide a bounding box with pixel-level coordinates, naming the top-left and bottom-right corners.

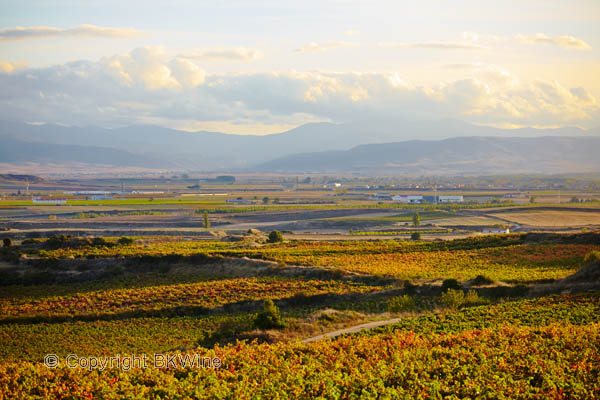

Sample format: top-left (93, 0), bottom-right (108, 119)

top-left (0, 174), bottom-right (46, 184)
top-left (0, 120), bottom-right (598, 172)
top-left (0, 135), bottom-right (169, 168)
top-left (1, 120), bottom-right (598, 170)
top-left (256, 136), bottom-right (600, 175)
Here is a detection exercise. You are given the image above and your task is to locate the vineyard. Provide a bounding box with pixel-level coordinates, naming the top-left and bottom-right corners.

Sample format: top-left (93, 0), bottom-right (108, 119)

top-left (32, 234), bottom-right (600, 283)
top-left (1, 233), bottom-right (599, 398)
top-left (0, 294), bottom-right (598, 398)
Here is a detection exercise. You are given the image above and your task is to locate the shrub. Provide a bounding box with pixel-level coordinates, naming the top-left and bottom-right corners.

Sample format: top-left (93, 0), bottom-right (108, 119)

top-left (254, 299), bottom-right (285, 329)
top-left (463, 290), bottom-right (487, 306)
top-left (584, 250), bottom-right (600, 264)
top-left (440, 289), bottom-right (464, 309)
top-left (403, 280), bottom-right (417, 295)
top-left (411, 232), bottom-right (421, 241)
top-left (2, 238), bottom-right (11, 247)
top-left (92, 237), bottom-right (109, 247)
top-left (117, 236), bottom-right (135, 246)
top-left (46, 234), bottom-right (71, 249)
top-left (441, 278), bottom-right (460, 293)
top-left (104, 264), bottom-right (124, 277)
top-left (267, 230), bottom-right (284, 243)
top-left (157, 262), bottom-right (172, 274)
top-left (471, 274), bottom-right (494, 286)
top-left (388, 295), bottom-right (417, 313)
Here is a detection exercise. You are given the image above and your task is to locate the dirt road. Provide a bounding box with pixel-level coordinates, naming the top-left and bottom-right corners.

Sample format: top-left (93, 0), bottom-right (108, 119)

top-left (302, 318), bottom-right (401, 343)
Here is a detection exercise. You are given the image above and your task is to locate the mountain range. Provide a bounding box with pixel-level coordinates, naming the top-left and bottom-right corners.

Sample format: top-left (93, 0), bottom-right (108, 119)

top-left (0, 119), bottom-right (599, 174)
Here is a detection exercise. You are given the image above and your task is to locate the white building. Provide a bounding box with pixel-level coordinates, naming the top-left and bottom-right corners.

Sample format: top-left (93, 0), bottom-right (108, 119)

top-left (483, 227), bottom-right (510, 234)
top-left (226, 199), bottom-right (254, 205)
top-left (392, 195), bottom-right (423, 204)
top-left (90, 194), bottom-right (113, 200)
top-left (437, 195), bottom-right (464, 203)
top-left (32, 197), bottom-right (67, 205)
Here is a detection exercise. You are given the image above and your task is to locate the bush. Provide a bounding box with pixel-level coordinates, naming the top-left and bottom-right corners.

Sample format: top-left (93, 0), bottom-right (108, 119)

top-left (92, 237), bottom-right (109, 247)
top-left (267, 230), bottom-right (284, 243)
top-left (254, 299), bottom-right (285, 329)
top-left (403, 280), bottom-right (417, 295)
top-left (584, 251), bottom-right (600, 264)
top-left (3, 238), bottom-right (11, 247)
top-left (117, 236), bottom-right (135, 246)
top-left (441, 278), bottom-right (461, 293)
top-left (440, 289), bottom-right (487, 309)
top-left (471, 274), bottom-right (494, 285)
top-left (440, 289), bottom-right (464, 309)
top-left (388, 295), bottom-right (417, 313)
top-left (463, 290), bottom-right (487, 306)
top-left (411, 232), bottom-right (421, 241)
top-left (45, 234), bottom-right (71, 249)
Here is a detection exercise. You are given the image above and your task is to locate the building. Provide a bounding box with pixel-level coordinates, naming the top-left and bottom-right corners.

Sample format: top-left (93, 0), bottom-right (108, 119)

top-left (437, 195), bottom-right (464, 203)
top-left (369, 193), bottom-right (392, 201)
top-left (90, 194), bottom-right (113, 201)
top-left (483, 227), bottom-right (510, 234)
top-left (226, 199), bottom-right (254, 205)
top-left (392, 195), bottom-right (423, 204)
top-left (32, 197), bottom-right (67, 205)
top-left (416, 195), bottom-right (463, 204)
top-left (503, 192), bottom-right (525, 199)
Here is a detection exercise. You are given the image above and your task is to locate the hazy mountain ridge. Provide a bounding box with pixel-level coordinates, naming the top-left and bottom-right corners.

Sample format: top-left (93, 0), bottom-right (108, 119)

top-left (0, 120), bottom-right (599, 172)
top-left (0, 135), bottom-right (170, 168)
top-left (256, 136), bottom-right (600, 175)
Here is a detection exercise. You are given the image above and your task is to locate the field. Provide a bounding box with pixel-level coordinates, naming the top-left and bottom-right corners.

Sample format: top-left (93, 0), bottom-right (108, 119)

top-left (488, 209), bottom-right (600, 227)
top-left (1, 178), bottom-right (600, 398)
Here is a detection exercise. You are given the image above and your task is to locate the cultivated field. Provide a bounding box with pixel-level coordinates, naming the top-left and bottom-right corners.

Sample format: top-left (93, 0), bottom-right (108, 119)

top-left (1, 178), bottom-right (600, 398)
top-left (488, 209), bottom-right (600, 227)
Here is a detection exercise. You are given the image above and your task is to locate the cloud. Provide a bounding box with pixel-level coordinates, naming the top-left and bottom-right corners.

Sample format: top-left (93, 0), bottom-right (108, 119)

top-left (516, 33), bottom-right (591, 50)
top-left (295, 41), bottom-right (357, 53)
top-left (378, 41), bottom-right (486, 50)
top-left (179, 47), bottom-right (262, 62)
top-left (0, 61), bottom-right (26, 73)
top-left (0, 25), bottom-right (142, 41)
top-left (100, 46), bottom-right (205, 89)
top-left (0, 49), bottom-right (597, 130)
top-left (344, 30), bottom-right (361, 37)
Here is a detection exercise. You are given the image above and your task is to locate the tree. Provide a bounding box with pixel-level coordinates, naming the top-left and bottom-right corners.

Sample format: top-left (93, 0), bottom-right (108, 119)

top-left (262, 196), bottom-right (270, 204)
top-left (203, 210), bottom-right (210, 229)
top-left (117, 236), bottom-right (134, 246)
top-left (268, 230), bottom-right (283, 243)
top-left (530, 196), bottom-right (536, 204)
top-left (254, 299), bottom-right (285, 329)
top-left (411, 232), bottom-right (421, 241)
top-left (413, 212), bottom-right (421, 227)
top-left (3, 238), bottom-right (11, 247)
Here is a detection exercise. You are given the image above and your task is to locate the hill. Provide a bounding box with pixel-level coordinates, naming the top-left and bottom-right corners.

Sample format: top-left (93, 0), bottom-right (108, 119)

top-left (255, 136), bottom-right (600, 175)
top-left (1, 120), bottom-right (598, 172)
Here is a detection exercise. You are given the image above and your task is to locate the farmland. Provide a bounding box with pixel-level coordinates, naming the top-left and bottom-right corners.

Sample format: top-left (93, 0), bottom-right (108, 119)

top-left (1, 176), bottom-right (600, 398)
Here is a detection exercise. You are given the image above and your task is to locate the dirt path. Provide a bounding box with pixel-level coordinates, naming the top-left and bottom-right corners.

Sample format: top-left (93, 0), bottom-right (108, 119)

top-left (302, 318), bottom-right (401, 343)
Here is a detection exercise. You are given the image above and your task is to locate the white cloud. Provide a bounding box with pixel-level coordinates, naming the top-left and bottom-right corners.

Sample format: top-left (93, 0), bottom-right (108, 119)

top-left (295, 41), bottom-right (357, 53)
top-left (344, 30), bottom-right (361, 37)
top-left (0, 25), bottom-right (143, 41)
top-left (516, 33), bottom-right (591, 50)
top-left (179, 48), bottom-right (263, 62)
top-left (0, 49), bottom-right (598, 130)
top-left (378, 41), bottom-right (487, 50)
top-left (99, 46), bottom-right (205, 89)
top-left (0, 61), bottom-right (26, 73)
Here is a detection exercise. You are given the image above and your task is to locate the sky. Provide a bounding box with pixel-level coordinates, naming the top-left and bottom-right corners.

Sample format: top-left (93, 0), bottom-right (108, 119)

top-left (0, 0), bottom-right (599, 134)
